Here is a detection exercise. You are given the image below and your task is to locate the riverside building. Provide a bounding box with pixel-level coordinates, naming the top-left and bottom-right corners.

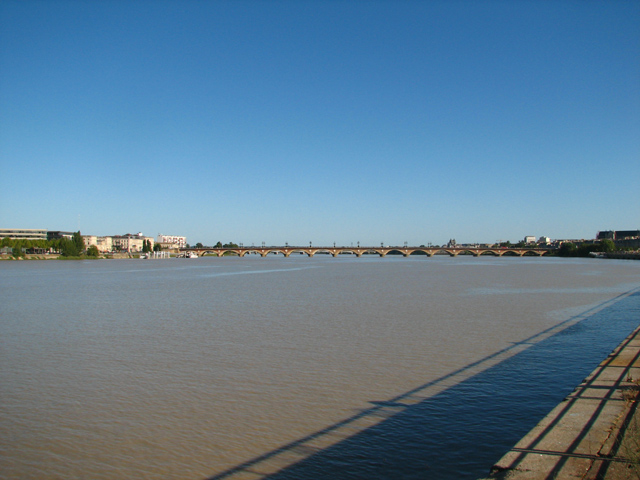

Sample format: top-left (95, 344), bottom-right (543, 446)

top-left (111, 233), bottom-right (155, 253)
top-left (0, 228), bottom-right (47, 241)
top-left (157, 234), bottom-right (187, 249)
top-left (82, 236), bottom-right (113, 253)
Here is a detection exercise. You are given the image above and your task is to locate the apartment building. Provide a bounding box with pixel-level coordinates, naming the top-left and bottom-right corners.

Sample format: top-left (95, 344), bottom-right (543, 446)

top-left (83, 235), bottom-right (113, 253)
top-left (0, 228), bottom-right (48, 241)
top-left (112, 233), bottom-right (154, 252)
top-left (157, 234), bottom-right (187, 249)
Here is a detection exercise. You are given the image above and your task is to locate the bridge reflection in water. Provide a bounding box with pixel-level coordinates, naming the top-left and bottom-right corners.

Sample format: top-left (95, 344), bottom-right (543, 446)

top-left (182, 246), bottom-right (550, 258)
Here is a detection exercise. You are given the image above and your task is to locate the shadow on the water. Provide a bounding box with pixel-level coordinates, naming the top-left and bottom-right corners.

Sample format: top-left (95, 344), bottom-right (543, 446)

top-left (206, 289), bottom-right (640, 480)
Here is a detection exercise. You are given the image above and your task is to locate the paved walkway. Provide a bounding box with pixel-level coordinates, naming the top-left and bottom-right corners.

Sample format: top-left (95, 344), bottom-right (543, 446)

top-left (481, 325), bottom-right (640, 480)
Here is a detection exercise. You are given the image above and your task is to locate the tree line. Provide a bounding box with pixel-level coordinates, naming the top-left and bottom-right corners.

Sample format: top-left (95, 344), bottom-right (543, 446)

top-left (557, 239), bottom-right (616, 257)
top-left (193, 242), bottom-right (239, 249)
top-left (1, 231), bottom-right (99, 258)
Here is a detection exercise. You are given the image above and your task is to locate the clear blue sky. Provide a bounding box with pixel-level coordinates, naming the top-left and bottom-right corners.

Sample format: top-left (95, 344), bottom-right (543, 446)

top-left (1, 1), bottom-right (638, 246)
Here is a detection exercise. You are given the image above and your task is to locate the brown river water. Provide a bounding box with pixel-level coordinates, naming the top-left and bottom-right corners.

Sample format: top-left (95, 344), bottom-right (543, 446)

top-left (1, 255), bottom-right (639, 479)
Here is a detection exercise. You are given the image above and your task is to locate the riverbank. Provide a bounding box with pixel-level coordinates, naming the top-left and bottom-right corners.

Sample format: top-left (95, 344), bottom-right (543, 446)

top-left (0, 254), bottom-right (105, 260)
top-left (481, 325), bottom-right (640, 479)
top-left (606, 252), bottom-right (640, 260)
top-left (0, 253), bottom-right (172, 260)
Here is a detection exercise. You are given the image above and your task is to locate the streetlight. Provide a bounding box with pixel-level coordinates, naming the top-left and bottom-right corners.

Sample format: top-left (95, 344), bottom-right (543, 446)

top-left (309, 241), bottom-right (312, 248)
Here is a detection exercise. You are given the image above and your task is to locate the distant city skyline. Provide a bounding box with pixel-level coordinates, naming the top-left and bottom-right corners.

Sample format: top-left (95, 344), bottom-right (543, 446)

top-left (2, 226), bottom-right (634, 248)
top-left (1, 1), bottom-right (638, 246)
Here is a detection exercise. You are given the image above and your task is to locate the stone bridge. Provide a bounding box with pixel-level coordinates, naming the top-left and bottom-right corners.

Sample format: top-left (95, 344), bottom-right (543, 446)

top-left (181, 246), bottom-right (551, 258)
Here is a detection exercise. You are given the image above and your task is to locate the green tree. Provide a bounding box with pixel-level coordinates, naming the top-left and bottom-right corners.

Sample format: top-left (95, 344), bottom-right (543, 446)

top-left (600, 239), bottom-right (616, 252)
top-left (215, 241), bottom-right (222, 248)
top-left (87, 245), bottom-right (100, 257)
top-left (12, 240), bottom-right (24, 257)
top-left (59, 238), bottom-right (78, 257)
top-left (72, 231), bottom-right (85, 254)
top-left (153, 243), bottom-right (162, 252)
top-left (558, 242), bottom-right (577, 257)
top-left (195, 242), bottom-right (203, 248)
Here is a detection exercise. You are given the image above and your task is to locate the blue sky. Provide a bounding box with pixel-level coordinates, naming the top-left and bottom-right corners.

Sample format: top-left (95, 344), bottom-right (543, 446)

top-left (1, 1), bottom-right (638, 246)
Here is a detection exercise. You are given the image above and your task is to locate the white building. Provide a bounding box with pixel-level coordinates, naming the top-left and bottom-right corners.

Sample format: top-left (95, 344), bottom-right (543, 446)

top-left (112, 233), bottom-right (154, 252)
top-left (157, 234), bottom-right (187, 249)
top-left (524, 236), bottom-right (536, 244)
top-left (0, 228), bottom-right (47, 241)
top-left (83, 235), bottom-right (113, 252)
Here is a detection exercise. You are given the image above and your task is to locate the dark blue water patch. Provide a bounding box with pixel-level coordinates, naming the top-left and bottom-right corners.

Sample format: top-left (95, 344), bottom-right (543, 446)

top-left (208, 290), bottom-right (640, 480)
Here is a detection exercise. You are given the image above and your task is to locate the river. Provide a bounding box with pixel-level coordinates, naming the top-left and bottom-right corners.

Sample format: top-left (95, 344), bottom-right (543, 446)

top-left (1, 255), bottom-right (639, 479)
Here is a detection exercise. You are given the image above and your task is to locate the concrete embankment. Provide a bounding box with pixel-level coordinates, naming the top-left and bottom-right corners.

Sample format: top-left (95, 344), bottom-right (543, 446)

top-left (606, 252), bottom-right (640, 260)
top-left (480, 325), bottom-right (640, 479)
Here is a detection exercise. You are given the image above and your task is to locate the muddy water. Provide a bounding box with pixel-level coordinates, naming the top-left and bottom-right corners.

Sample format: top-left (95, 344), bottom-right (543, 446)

top-left (1, 256), bottom-right (639, 479)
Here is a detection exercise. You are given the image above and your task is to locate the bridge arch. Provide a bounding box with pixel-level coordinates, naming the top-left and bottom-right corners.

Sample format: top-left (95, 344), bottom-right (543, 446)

top-left (453, 249), bottom-right (479, 257)
top-left (522, 249), bottom-right (547, 256)
top-left (429, 249), bottom-right (457, 257)
top-left (408, 249), bottom-right (432, 257)
top-left (313, 249), bottom-right (334, 257)
top-left (262, 249), bottom-right (287, 257)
